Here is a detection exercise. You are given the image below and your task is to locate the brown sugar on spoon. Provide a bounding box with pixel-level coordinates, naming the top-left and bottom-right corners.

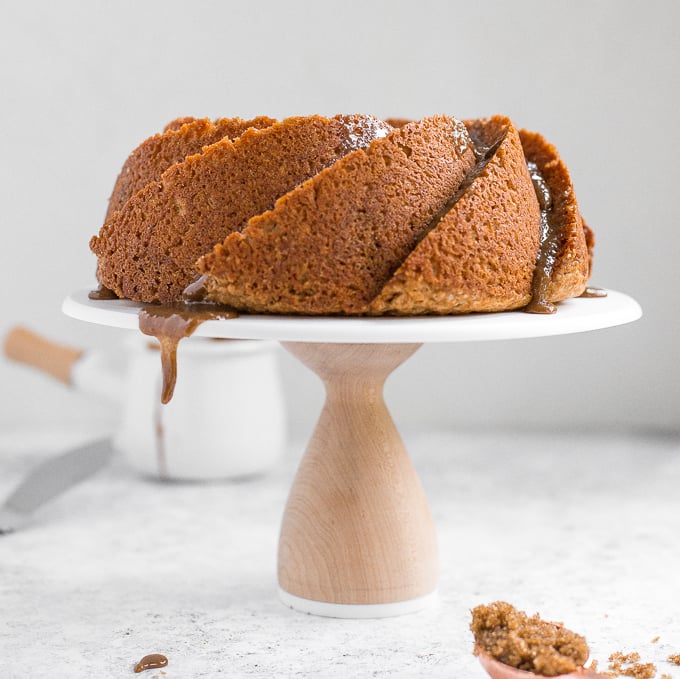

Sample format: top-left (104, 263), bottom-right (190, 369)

top-left (470, 601), bottom-right (589, 677)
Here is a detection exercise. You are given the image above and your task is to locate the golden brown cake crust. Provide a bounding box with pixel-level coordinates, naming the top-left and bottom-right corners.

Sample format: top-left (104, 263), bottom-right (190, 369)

top-left (105, 116), bottom-right (276, 219)
top-left (199, 115), bottom-right (477, 315)
top-left (91, 114), bottom-right (390, 303)
top-left (519, 129), bottom-right (590, 304)
top-left (368, 116), bottom-right (541, 315)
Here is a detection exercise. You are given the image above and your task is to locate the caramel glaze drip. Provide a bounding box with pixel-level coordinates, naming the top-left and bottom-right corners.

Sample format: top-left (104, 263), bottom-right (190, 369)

top-left (524, 161), bottom-right (560, 314)
top-left (134, 653), bottom-right (168, 673)
top-left (139, 300), bottom-right (237, 404)
top-left (88, 284), bottom-right (119, 300)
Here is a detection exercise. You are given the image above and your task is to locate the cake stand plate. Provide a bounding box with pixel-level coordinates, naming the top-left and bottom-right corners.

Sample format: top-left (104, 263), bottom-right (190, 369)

top-left (63, 290), bottom-right (641, 618)
top-left (64, 289), bottom-right (640, 343)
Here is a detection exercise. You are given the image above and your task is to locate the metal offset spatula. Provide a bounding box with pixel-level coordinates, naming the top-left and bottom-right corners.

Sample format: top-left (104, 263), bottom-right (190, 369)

top-left (0, 438), bottom-right (114, 534)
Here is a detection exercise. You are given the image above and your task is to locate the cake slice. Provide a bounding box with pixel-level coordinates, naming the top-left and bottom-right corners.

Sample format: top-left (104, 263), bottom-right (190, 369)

top-left (106, 116), bottom-right (276, 218)
top-left (198, 115), bottom-right (478, 315)
top-left (91, 114), bottom-right (390, 303)
top-left (519, 129), bottom-right (590, 313)
top-left (368, 116), bottom-right (542, 314)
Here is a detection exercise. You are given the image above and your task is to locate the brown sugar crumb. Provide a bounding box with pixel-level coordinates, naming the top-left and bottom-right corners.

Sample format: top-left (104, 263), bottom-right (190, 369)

top-left (589, 659), bottom-right (599, 671)
top-left (660, 674), bottom-right (672, 679)
top-left (651, 637), bottom-right (660, 644)
top-left (668, 654), bottom-right (680, 665)
top-left (607, 651), bottom-right (656, 679)
top-left (470, 601), bottom-right (589, 676)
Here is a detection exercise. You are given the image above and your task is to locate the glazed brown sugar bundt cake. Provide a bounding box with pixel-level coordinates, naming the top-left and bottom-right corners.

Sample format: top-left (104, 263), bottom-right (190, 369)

top-left (197, 115), bottom-right (477, 315)
top-left (368, 116), bottom-right (542, 315)
top-left (90, 114), bottom-right (390, 303)
top-left (105, 116), bottom-right (276, 219)
top-left (90, 112), bottom-right (593, 315)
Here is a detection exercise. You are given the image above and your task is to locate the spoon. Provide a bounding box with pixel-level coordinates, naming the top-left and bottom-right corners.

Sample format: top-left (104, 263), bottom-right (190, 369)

top-left (478, 652), bottom-right (606, 679)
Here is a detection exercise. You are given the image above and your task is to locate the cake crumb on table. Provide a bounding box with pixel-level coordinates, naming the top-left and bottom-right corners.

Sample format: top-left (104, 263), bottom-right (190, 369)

top-left (651, 636), bottom-right (660, 644)
top-left (668, 653), bottom-right (680, 665)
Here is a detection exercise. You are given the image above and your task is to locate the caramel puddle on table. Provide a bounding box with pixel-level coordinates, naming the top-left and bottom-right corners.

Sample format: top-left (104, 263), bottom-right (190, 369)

top-left (138, 302), bottom-right (237, 403)
top-left (133, 653), bottom-right (168, 673)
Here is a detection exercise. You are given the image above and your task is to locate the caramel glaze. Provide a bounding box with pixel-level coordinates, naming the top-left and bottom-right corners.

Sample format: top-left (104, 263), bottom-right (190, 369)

top-left (524, 161), bottom-right (561, 314)
top-left (88, 284), bottom-right (119, 300)
top-left (138, 302), bottom-right (237, 403)
top-left (134, 653), bottom-right (168, 673)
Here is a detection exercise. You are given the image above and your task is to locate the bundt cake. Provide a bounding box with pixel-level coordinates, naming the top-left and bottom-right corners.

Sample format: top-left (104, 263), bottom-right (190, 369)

top-left (89, 112), bottom-right (593, 315)
top-left (90, 114), bottom-right (390, 303)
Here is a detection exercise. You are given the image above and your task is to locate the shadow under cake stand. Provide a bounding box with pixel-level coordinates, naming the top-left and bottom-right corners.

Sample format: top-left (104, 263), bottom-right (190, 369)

top-left (63, 289), bottom-right (641, 618)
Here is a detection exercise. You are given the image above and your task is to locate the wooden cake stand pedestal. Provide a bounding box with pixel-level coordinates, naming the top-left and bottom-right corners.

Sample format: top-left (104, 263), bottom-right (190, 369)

top-left (277, 341), bottom-right (436, 617)
top-left (63, 289), bottom-right (641, 618)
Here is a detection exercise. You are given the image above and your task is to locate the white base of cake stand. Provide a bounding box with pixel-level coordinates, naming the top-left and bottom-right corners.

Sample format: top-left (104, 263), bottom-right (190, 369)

top-left (63, 289), bottom-right (641, 618)
top-left (278, 588), bottom-right (439, 619)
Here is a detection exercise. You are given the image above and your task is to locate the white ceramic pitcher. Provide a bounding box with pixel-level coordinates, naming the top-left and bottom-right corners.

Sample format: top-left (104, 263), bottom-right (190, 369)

top-left (4, 327), bottom-right (287, 481)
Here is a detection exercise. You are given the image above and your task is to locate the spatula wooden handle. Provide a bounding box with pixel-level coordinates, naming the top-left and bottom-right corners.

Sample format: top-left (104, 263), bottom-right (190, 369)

top-left (3, 326), bottom-right (83, 385)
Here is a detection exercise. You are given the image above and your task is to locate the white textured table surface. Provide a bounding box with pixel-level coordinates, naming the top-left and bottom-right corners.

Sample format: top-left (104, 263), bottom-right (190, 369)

top-left (1, 428), bottom-right (679, 678)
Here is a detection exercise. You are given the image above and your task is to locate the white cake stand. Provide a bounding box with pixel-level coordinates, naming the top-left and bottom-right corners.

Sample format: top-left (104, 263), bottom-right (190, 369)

top-left (63, 289), bottom-right (641, 618)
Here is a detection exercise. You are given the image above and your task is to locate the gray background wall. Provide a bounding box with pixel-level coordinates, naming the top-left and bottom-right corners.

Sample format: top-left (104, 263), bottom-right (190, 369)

top-left (1, 0), bottom-right (678, 440)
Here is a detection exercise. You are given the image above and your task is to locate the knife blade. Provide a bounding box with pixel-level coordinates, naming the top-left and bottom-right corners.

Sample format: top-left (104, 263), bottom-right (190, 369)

top-left (0, 438), bottom-right (114, 534)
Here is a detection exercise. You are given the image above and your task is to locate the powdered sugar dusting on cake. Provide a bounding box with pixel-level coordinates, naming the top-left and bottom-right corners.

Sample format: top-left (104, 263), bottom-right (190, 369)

top-left (337, 114), bottom-right (392, 153)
